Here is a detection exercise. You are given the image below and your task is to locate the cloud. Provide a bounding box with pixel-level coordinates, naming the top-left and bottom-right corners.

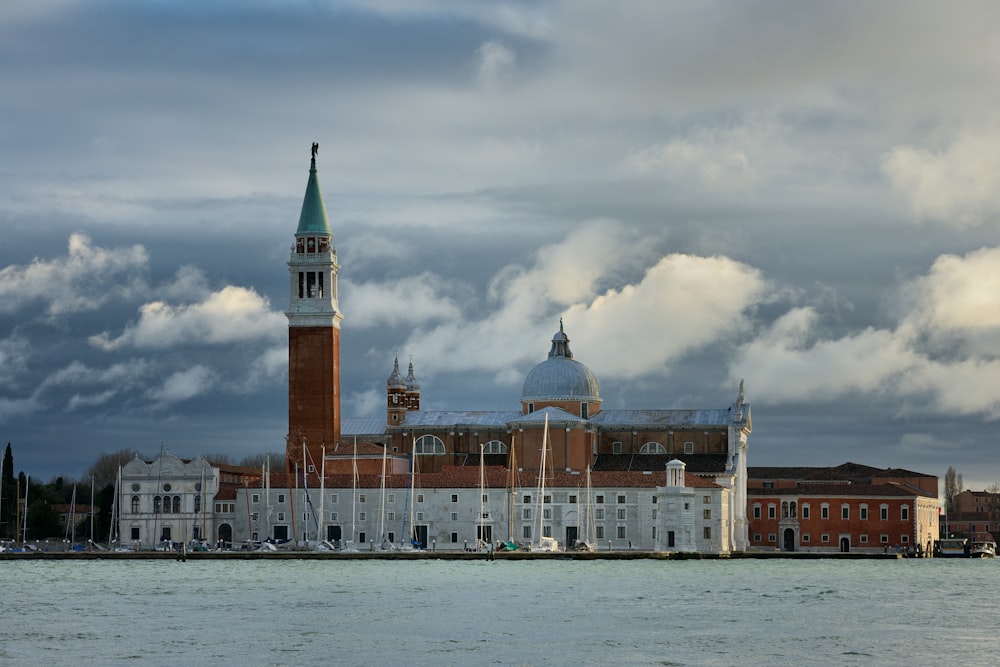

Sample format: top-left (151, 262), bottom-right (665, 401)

top-left (882, 128), bottom-right (1000, 226)
top-left (0, 233), bottom-right (148, 318)
top-left (901, 246), bottom-right (1000, 356)
top-left (342, 273), bottom-right (464, 329)
top-left (476, 40), bottom-right (516, 87)
top-left (379, 220), bottom-right (767, 385)
top-left (90, 285), bottom-right (285, 350)
top-left (732, 247), bottom-right (1000, 419)
top-left (0, 336), bottom-right (32, 386)
top-left (147, 365), bottom-right (215, 405)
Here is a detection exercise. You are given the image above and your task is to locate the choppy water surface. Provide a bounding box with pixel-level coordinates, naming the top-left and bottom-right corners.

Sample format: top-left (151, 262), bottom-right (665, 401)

top-left (1, 557), bottom-right (995, 665)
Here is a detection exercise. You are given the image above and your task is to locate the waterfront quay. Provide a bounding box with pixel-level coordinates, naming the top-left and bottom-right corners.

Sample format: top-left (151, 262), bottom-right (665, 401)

top-left (0, 549), bottom-right (903, 561)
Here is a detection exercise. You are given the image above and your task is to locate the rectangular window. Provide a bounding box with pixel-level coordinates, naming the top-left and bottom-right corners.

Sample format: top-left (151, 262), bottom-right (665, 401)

top-left (617, 508), bottom-right (626, 520)
top-left (251, 493), bottom-right (260, 503)
top-left (131, 527), bottom-right (140, 540)
top-left (482, 494), bottom-right (488, 503)
top-left (860, 534), bottom-right (869, 543)
top-left (901, 506), bottom-right (909, 521)
top-left (652, 509), bottom-right (657, 520)
top-left (596, 495), bottom-right (604, 504)
top-left (303, 512), bottom-right (309, 522)
top-left (684, 442), bottom-right (694, 454)
top-left (451, 494), bottom-right (459, 503)
top-left (703, 495), bottom-right (711, 504)
top-left (703, 509), bottom-right (711, 520)
top-left (821, 534), bottom-right (829, 543)
top-left (652, 527), bottom-right (657, 539)
top-left (595, 508), bottom-right (604, 520)
top-left (387, 512), bottom-right (395, 522)
top-left (703, 527), bottom-right (711, 539)
top-left (618, 495), bottom-right (626, 504)
top-left (277, 512), bottom-right (285, 521)
top-left (388, 494), bottom-right (395, 503)
top-left (416, 512), bottom-right (424, 521)
top-left (802, 505), bottom-right (810, 519)
top-left (802, 534), bottom-right (810, 543)
top-left (617, 526), bottom-right (626, 539)
top-left (581, 403), bottom-right (589, 419)
top-left (523, 508), bottom-right (531, 520)
top-left (359, 532), bottom-right (366, 543)
top-left (569, 495), bottom-right (577, 504)
top-left (753, 505), bottom-right (762, 519)
top-left (278, 494), bottom-right (286, 504)
top-left (330, 512), bottom-right (338, 521)
top-left (544, 495), bottom-right (551, 504)
top-left (842, 506), bottom-right (849, 520)
top-left (451, 532), bottom-right (458, 543)
top-left (596, 526), bottom-right (604, 539)
top-left (880, 506), bottom-right (888, 521)
top-left (417, 494), bottom-right (424, 503)
top-left (543, 508), bottom-right (552, 520)
top-left (881, 534), bottom-right (889, 543)
top-left (767, 533), bottom-right (776, 543)
top-left (251, 512), bottom-right (259, 521)
top-left (753, 533), bottom-right (761, 542)
top-left (768, 505), bottom-right (776, 519)
top-left (901, 534), bottom-right (909, 543)
top-left (451, 512), bottom-right (458, 521)
top-left (359, 512), bottom-right (366, 521)
top-left (523, 526), bottom-right (532, 539)
top-left (331, 494), bottom-right (338, 503)
top-left (821, 505), bottom-right (829, 520)
top-left (359, 494), bottom-right (366, 503)
top-left (860, 506), bottom-right (868, 520)
top-left (613, 442), bottom-right (622, 454)
top-left (523, 494), bottom-right (531, 504)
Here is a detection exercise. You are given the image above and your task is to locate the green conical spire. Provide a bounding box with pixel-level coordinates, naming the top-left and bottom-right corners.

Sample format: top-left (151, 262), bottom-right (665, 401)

top-left (296, 153), bottom-right (332, 236)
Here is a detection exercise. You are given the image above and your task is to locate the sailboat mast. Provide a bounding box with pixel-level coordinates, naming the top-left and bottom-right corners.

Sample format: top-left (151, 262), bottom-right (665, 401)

top-left (351, 437), bottom-right (357, 545)
top-left (535, 414), bottom-right (549, 546)
top-left (409, 439), bottom-right (417, 546)
top-left (479, 444), bottom-right (486, 550)
top-left (378, 443), bottom-right (387, 546)
top-left (319, 445), bottom-right (326, 543)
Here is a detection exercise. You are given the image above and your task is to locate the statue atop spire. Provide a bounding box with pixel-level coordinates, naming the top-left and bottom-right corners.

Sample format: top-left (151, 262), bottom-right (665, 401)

top-left (311, 142), bottom-right (319, 162)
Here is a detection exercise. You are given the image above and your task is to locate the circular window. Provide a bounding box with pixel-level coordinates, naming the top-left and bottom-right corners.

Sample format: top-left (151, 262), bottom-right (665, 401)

top-left (131, 483), bottom-right (140, 492)
top-left (163, 483), bottom-right (172, 492)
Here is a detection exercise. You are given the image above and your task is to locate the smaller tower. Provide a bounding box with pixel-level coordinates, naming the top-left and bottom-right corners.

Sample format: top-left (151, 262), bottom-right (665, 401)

top-left (404, 359), bottom-right (421, 411)
top-left (387, 356), bottom-right (407, 426)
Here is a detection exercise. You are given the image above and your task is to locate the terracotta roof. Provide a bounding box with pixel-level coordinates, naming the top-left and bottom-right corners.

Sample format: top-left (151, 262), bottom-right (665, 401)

top-left (749, 461), bottom-right (936, 483)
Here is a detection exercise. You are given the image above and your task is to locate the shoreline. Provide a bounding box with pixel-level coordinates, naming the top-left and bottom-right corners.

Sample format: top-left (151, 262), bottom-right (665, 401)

top-left (0, 549), bottom-right (906, 561)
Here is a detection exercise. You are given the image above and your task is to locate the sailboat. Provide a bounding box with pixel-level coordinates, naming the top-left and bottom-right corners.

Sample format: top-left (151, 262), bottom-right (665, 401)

top-left (574, 465), bottom-right (597, 551)
top-left (399, 439), bottom-right (421, 550)
top-left (341, 438), bottom-right (359, 552)
top-left (531, 414), bottom-right (560, 552)
top-left (375, 443), bottom-right (395, 551)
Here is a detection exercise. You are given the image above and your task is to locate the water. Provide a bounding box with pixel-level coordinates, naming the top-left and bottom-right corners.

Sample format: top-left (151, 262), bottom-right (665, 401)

top-left (0, 557), bottom-right (995, 666)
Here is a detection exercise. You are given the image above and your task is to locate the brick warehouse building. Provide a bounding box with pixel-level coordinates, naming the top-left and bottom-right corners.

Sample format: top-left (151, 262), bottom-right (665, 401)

top-left (747, 462), bottom-right (939, 553)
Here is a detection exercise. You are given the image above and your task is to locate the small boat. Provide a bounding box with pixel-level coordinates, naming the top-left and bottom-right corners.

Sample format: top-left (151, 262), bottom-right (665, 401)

top-left (970, 540), bottom-right (996, 559)
top-left (935, 537), bottom-right (968, 558)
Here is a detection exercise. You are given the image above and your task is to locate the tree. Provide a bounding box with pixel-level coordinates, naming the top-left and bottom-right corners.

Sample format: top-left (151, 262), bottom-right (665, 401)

top-left (85, 449), bottom-right (140, 490)
top-left (944, 466), bottom-right (964, 516)
top-left (239, 452), bottom-right (286, 472)
top-left (1, 443), bottom-right (14, 539)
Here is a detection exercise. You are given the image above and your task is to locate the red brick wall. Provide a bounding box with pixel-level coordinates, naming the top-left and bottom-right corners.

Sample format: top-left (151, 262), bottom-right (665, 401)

top-left (288, 326), bottom-right (341, 470)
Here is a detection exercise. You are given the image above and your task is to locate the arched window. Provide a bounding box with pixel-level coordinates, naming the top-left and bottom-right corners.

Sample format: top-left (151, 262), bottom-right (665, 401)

top-left (173, 496), bottom-right (182, 513)
top-left (482, 440), bottom-right (507, 454)
top-left (194, 495), bottom-right (201, 513)
top-left (131, 496), bottom-right (140, 513)
top-left (414, 435), bottom-right (446, 455)
top-left (639, 442), bottom-right (666, 455)
top-left (153, 496), bottom-right (161, 514)
top-left (789, 501), bottom-right (797, 518)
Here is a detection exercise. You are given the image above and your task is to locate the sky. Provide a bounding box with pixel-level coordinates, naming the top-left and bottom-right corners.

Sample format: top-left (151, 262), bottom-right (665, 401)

top-left (1, 1), bottom-right (999, 492)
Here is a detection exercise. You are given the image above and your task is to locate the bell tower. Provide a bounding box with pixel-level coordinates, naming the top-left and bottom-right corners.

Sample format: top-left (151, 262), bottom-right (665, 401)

top-left (286, 144), bottom-right (342, 471)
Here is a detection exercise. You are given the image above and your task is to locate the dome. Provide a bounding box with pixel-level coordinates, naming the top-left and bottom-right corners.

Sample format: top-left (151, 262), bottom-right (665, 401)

top-left (521, 322), bottom-right (601, 403)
